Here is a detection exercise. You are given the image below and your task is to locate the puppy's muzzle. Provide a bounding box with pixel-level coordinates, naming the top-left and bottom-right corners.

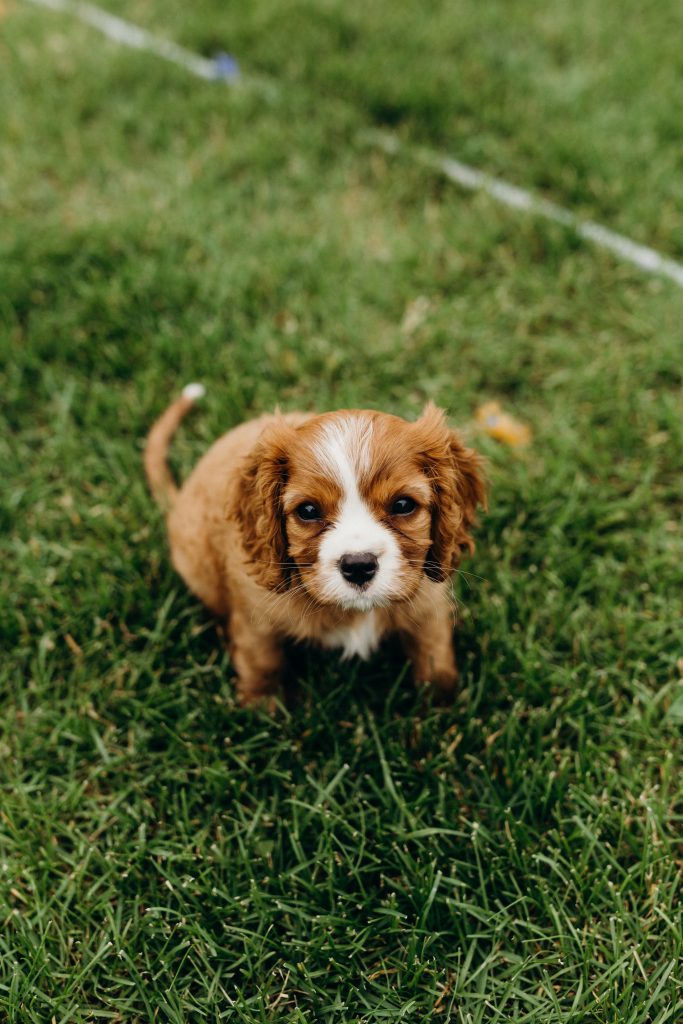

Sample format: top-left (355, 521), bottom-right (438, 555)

top-left (339, 552), bottom-right (379, 588)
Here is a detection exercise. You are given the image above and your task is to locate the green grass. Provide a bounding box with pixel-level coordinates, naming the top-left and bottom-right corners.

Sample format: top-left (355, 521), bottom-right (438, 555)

top-left (1, 0), bottom-right (682, 1020)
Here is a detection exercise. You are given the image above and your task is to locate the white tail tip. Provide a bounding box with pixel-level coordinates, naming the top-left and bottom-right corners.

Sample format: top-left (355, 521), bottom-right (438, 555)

top-left (182, 382), bottom-right (206, 402)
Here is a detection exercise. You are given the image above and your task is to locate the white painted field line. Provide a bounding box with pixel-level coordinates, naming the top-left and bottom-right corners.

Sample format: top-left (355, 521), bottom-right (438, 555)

top-left (369, 132), bottom-right (683, 289)
top-left (25, 0), bottom-right (220, 80)
top-left (26, 0), bottom-right (683, 290)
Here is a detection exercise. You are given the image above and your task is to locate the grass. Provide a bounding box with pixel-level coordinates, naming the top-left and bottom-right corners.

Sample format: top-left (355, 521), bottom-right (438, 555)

top-left (1, 0), bottom-right (682, 1020)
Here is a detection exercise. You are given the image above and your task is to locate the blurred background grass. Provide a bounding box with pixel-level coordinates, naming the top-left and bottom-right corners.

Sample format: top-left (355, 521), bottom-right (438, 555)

top-left (1, 1), bottom-right (682, 1021)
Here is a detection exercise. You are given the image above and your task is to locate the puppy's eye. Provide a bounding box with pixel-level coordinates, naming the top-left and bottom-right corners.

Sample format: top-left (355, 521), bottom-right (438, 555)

top-left (296, 502), bottom-right (322, 522)
top-left (390, 496), bottom-right (417, 516)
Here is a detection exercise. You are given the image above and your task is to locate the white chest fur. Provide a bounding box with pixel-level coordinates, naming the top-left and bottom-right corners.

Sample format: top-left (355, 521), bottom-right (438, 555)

top-left (321, 610), bottom-right (382, 661)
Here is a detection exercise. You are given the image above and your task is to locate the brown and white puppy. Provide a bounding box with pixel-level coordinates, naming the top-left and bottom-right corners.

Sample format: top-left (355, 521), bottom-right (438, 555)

top-left (145, 385), bottom-right (486, 708)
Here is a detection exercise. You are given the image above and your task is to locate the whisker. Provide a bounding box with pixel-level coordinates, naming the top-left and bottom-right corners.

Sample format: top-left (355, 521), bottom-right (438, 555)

top-left (399, 557), bottom-right (488, 588)
top-left (247, 560), bottom-right (317, 567)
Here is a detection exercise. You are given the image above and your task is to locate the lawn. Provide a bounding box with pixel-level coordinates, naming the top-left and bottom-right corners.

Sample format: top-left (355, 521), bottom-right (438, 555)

top-left (1, 0), bottom-right (682, 1021)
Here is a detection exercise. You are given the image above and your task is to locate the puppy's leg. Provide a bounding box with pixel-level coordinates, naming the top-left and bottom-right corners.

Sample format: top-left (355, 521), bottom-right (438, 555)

top-left (401, 598), bottom-right (458, 698)
top-left (228, 610), bottom-right (284, 709)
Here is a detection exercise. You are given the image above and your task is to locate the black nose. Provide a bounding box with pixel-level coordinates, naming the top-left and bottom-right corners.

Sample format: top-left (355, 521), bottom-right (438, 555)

top-left (339, 552), bottom-right (379, 587)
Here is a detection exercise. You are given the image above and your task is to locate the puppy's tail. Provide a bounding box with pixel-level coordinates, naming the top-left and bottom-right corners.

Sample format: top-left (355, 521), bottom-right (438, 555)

top-left (144, 383), bottom-right (206, 511)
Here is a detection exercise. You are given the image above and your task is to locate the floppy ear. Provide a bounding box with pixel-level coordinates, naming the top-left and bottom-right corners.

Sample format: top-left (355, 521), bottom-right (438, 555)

top-left (232, 423), bottom-right (296, 590)
top-left (414, 403), bottom-right (487, 581)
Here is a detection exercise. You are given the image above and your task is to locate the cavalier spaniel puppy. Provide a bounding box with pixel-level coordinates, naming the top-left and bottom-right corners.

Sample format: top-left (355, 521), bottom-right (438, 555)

top-left (145, 385), bottom-right (486, 708)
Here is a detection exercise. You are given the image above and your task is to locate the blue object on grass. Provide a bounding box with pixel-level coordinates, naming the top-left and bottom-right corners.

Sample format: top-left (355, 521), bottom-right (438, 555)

top-left (213, 52), bottom-right (240, 81)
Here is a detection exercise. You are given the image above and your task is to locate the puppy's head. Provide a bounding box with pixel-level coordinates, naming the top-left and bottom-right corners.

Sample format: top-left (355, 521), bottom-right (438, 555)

top-left (235, 405), bottom-right (486, 609)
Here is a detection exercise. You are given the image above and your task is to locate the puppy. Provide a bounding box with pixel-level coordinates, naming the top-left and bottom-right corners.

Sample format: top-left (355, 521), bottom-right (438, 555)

top-left (144, 385), bottom-right (486, 708)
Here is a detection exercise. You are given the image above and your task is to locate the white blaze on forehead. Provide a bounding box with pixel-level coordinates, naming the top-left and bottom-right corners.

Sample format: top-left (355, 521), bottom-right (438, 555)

top-left (311, 414), bottom-right (374, 491)
top-left (312, 414), bottom-right (403, 609)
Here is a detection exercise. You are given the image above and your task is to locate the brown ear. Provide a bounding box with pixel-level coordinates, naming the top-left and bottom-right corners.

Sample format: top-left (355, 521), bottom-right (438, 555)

top-left (232, 423), bottom-right (296, 590)
top-left (414, 403), bottom-right (487, 581)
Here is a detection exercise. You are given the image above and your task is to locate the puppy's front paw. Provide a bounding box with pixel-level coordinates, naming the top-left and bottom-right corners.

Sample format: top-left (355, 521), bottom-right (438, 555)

top-left (235, 679), bottom-right (282, 713)
top-left (417, 668), bottom-right (459, 703)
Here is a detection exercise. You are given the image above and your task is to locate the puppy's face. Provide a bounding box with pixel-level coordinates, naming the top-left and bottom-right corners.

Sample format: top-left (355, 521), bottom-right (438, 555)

top-left (237, 405), bottom-right (485, 609)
